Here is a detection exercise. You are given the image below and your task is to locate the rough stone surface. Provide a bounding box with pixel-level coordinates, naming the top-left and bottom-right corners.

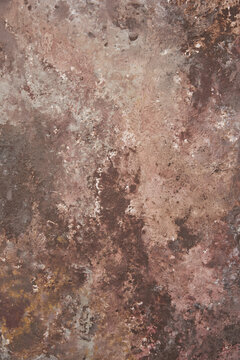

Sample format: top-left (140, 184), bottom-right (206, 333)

top-left (0, 1), bottom-right (239, 359)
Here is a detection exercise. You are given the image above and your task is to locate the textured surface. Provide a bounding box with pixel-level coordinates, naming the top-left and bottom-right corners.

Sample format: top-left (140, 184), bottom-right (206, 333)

top-left (0, 0), bottom-right (239, 359)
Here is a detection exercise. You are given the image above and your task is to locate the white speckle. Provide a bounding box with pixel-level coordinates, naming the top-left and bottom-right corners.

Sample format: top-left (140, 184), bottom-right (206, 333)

top-left (60, 73), bottom-right (67, 81)
top-left (228, 135), bottom-right (238, 143)
top-left (231, 247), bottom-right (239, 257)
top-left (187, 89), bottom-right (193, 98)
top-left (94, 198), bottom-right (101, 216)
top-left (195, 42), bottom-right (202, 48)
top-left (37, 263), bottom-right (46, 270)
top-left (174, 75), bottom-right (181, 84)
top-left (161, 49), bottom-right (170, 56)
top-left (33, 284), bottom-right (39, 293)
top-left (44, 327), bottom-right (49, 339)
top-left (13, 264), bottom-right (21, 269)
top-left (216, 118), bottom-right (226, 129)
top-left (122, 130), bottom-right (136, 147)
top-left (108, 149), bottom-right (117, 159)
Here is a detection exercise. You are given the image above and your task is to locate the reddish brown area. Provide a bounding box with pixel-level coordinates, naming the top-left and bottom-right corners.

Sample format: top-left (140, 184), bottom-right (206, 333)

top-left (0, 0), bottom-right (239, 359)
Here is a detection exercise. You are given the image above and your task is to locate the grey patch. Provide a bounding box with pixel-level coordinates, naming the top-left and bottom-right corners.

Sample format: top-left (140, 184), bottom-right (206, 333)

top-left (0, 125), bottom-right (33, 238)
top-left (0, 117), bottom-right (64, 239)
top-left (0, 0), bottom-right (11, 9)
top-left (0, 19), bottom-right (16, 73)
top-left (54, 1), bottom-right (70, 20)
top-left (106, 0), bottom-right (146, 31)
top-left (227, 206), bottom-right (240, 242)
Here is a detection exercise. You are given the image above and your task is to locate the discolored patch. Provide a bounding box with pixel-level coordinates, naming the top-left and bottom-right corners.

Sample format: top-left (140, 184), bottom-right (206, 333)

top-left (223, 322), bottom-right (240, 346)
top-left (0, 295), bottom-right (29, 329)
top-left (54, 1), bottom-right (70, 21)
top-left (172, 1), bottom-right (240, 111)
top-left (0, 118), bottom-right (64, 239)
top-left (106, 0), bottom-right (146, 40)
top-left (0, 125), bottom-right (33, 238)
top-left (168, 215), bottom-right (199, 252)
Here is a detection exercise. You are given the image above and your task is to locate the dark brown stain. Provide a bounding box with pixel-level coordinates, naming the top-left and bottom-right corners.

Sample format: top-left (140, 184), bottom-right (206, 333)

top-left (0, 115), bottom-right (68, 239)
top-left (129, 32), bottom-right (139, 41)
top-left (0, 124), bottom-right (33, 238)
top-left (74, 218), bottom-right (102, 260)
top-left (168, 215), bottom-right (199, 252)
top-left (0, 295), bottom-right (29, 329)
top-left (96, 162), bottom-right (148, 268)
top-left (223, 322), bottom-right (240, 346)
top-left (174, 3), bottom-right (240, 111)
top-left (91, 161), bottom-right (186, 358)
top-left (8, 318), bottom-right (45, 353)
top-left (192, 335), bottom-right (223, 360)
top-left (97, 163), bottom-right (130, 228)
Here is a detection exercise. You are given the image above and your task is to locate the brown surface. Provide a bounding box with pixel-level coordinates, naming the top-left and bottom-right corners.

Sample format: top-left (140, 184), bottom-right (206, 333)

top-left (0, 0), bottom-right (239, 359)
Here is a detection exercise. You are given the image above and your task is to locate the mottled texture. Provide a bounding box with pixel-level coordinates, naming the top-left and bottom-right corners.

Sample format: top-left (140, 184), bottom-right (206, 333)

top-left (0, 0), bottom-right (239, 359)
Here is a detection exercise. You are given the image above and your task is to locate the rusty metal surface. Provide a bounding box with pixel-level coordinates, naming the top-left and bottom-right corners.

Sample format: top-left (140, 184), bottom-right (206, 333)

top-left (0, 1), bottom-right (239, 359)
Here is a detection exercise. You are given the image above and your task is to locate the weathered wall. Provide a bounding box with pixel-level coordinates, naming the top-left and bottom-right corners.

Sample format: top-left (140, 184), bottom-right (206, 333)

top-left (0, 1), bottom-right (239, 359)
